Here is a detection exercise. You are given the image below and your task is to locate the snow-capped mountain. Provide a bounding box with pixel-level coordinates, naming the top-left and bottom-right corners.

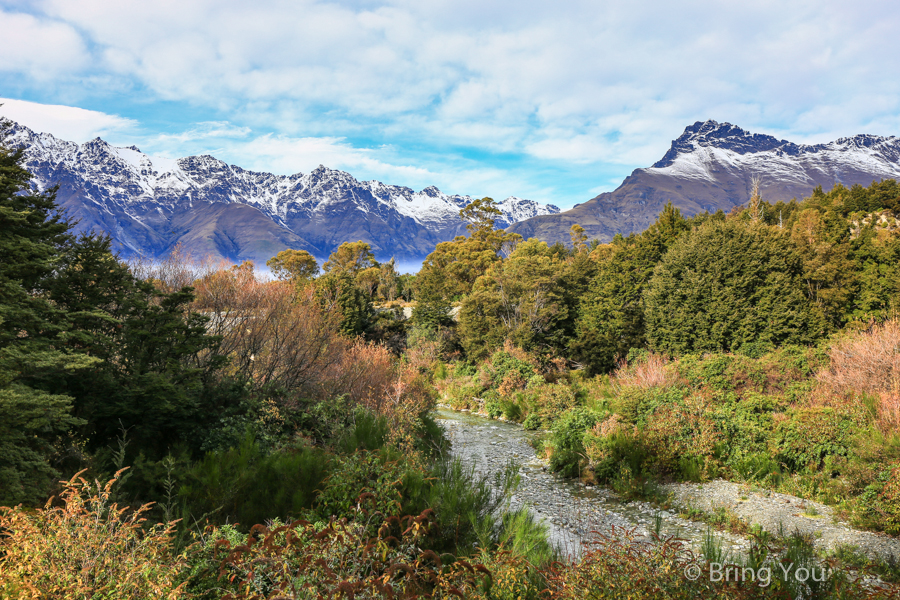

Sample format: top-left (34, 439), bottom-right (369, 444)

top-left (510, 120), bottom-right (900, 244)
top-left (5, 122), bottom-right (560, 264)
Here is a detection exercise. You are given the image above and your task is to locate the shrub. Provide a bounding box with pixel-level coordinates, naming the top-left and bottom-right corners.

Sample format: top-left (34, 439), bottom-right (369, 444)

top-left (548, 407), bottom-right (602, 478)
top-left (180, 435), bottom-right (331, 529)
top-left (544, 527), bottom-right (878, 599)
top-left (337, 409), bottom-right (391, 453)
top-left (610, 384), bottom-right (684, 426)
top-left (522, 413), bottom-right (543, 430)
top-left (315, 450), bottom-right (405, 528)
top-left (774, 407), bottom-right (854, 471)
top-left (401, 458), bottom-right (522, 557)
top-left (612, 351), bottom-right (674, 389)
top-left (877, 464), bottom-right (900, 534)
top-left (446, 383), bottom-right (485, 411)
top-left (818, 319), bottom-right (900, 433)
top-left (182, 512), bottom-right (492, 599)
top-left (501, 398), bottom-right (523, 421)
top-left (483, 350), bottom-right (538, 388)
top-left (642, 394), bottom-right (724, 479)
top-left (0, 470), bottom-right (185, 599)
top-left (485, 390), bottom-right (504, 418)
top-left (525, 382), bottom-right (579, 422)
top-left (729, 452), bottom-right (782, 486)
top-left (546, 529), bottom-right (755, 599)
top-left (433, 362), bottom-right (448, 380)
top-left (498, 370), bottom-right (528, 396)
top-left (584, 422), bottom-right (649, 483)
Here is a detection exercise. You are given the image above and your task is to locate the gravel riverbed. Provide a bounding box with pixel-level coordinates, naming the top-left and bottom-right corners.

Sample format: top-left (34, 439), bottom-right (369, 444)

top-left (435, 408), bottom-right (900, 570)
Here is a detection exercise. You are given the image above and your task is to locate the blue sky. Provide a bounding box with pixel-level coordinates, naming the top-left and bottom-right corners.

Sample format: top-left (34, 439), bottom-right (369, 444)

top-left (2, 0), bottom-right (900, 209)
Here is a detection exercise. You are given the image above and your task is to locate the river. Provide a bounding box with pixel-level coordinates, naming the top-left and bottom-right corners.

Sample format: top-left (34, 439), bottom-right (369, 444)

top-left (435, 408), bottom-right (753, 559)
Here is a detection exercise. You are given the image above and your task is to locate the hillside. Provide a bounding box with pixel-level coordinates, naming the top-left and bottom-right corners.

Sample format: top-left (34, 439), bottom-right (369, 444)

top-left (509, 120), bottom-right (900, 243)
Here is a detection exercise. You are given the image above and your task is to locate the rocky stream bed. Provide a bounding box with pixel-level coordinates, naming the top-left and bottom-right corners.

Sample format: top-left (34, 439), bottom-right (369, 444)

top-left (435, 408), bottom-right (900, 576)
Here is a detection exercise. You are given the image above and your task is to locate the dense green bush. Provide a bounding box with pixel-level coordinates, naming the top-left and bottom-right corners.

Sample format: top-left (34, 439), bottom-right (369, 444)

top-left (645, 219), bottom-right (824, 355)
top-left (522, 412), bottom-right (543, 430)
top-left (336, 409), bottom-right (390, 453)
top-left (775, 407), bottom-right (855, 471)
top-left (482, 350), bottom-right (537, 387)
top-left (585, 428), bottom-right (650, 483)
top-left (548, 407), bottom-right (603, 478)
top-left (610, 385), bottom-right (684, 425)
top-left (179, 434), bottom-right (331, 529)
top-left (401, 457), bottom-right (521, 556)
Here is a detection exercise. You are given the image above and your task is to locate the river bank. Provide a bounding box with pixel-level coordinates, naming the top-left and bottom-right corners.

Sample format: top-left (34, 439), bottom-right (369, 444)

top-left (435, 407), bottom-right (900, 585)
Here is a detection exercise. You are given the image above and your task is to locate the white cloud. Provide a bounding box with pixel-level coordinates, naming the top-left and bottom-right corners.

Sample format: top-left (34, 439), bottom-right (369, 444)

top-left (0, 97), bottom-right (137, 141)
top-left (234, 134), bottom-right (434, 180)
top-left (151, 122), bottom-right (252, 145)
top-left (5, 0), bottom-right (900, 205)
top-left (0, 10), bottom-right (88, 78)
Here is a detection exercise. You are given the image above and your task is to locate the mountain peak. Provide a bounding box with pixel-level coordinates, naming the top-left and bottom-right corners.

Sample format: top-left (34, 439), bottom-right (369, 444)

top-left (653, 120), bottom-right (796, 167)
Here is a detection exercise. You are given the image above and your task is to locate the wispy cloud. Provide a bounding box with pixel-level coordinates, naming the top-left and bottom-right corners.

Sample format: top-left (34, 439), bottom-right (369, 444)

top-left (151, 122), bottom-right (252, 144)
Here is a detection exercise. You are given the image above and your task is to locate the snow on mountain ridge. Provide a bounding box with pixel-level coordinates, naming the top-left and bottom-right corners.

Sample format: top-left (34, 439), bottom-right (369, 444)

top-left (648, 120), bottom-right (900, 187)
top-left (3, 121), bottom-right (560, 262)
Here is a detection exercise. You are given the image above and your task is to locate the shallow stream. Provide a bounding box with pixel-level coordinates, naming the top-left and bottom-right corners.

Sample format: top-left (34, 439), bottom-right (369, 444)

top-left (435, 408), bottom-right (751, 558)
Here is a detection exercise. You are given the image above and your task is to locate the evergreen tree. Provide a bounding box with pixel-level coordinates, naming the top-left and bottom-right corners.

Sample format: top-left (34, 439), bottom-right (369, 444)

top-left (644, 219), bottom-right (824, 355)
top-left (0, 126), bottom-right (93, 505)
top-left (413, 198), bottom-right (521, 330)
top-left (12, 230), bottom-right (230, 468)
top-left (572, 203), bottom-right (689, 373)
top-left (315, 270), bottom-right (372, 336)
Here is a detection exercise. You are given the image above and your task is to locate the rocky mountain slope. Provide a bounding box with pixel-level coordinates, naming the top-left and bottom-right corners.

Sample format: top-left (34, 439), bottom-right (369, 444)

top-left (5, 122), bottom-right (559, 264)
top-left (509, 120), bottom-right (900, 244)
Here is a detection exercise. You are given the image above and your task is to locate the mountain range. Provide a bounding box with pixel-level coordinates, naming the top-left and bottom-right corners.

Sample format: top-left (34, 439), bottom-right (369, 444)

top-left (4, 122), bottom-right (559, 265)
top-left (510, 120), bottom-right (900, 243)
top-left (7, 119), bottom-right (900, 265)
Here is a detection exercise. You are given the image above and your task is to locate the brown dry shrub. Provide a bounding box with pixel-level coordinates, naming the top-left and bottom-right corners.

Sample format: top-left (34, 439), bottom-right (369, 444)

top-left (502, 339), bottom-right (538, 368)
top-left (0, 470), bottom-right (185, 600)
top-left (190, 262), bottom-right (434, 446)
top-left (195, 267), bottom-right (348, 396)
top-left (498, 371), bottom-right (527, 397)
top-left (612, 352), bottom-right (675, 390)
top-left (317, 341), bottom-right (396, 408)
top-left (817, 319), bottom-right (900, 433)
top-left (404, 337), bottom-right (442, 375)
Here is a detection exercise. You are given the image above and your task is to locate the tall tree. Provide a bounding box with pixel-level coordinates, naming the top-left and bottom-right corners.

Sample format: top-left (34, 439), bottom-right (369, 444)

top-left (458, 239), bottom-right (567, 359)
top-left (413, 198), bottom-right (521, 329)
top-left (322, 241), bottom-right (377, 275)
top-left (0, 124), bottom-right (94, 505)
top-left (572, 204), bottom-right (689, 373)
top-left (267, 248), bottom-right (319, 282)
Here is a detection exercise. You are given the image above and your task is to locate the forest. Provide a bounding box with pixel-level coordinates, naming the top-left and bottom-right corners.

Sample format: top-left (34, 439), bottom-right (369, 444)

top-left (2, 119), bottom-right (900, 599)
